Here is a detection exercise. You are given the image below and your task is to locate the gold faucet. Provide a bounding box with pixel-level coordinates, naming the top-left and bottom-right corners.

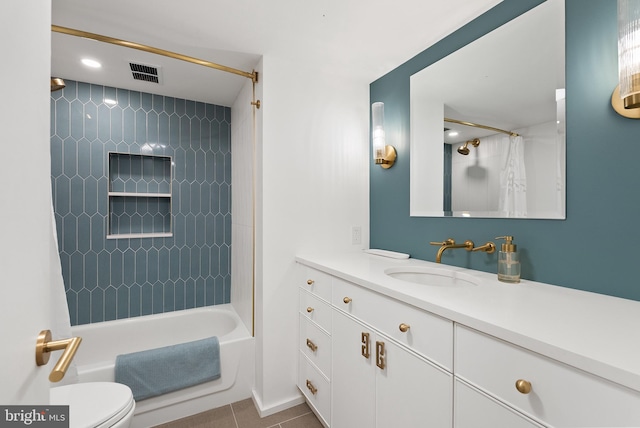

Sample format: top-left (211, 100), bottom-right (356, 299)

top-left (429, 238), bottom-right (474, 263)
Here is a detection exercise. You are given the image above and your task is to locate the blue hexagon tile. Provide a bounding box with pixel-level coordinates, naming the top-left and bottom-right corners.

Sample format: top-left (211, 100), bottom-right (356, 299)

top-left (51, 80), bottom-right (232, 325)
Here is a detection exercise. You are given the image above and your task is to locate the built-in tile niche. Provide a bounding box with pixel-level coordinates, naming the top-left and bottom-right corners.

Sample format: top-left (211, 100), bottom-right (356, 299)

top-left (108, 152), bottom-right (173, 238)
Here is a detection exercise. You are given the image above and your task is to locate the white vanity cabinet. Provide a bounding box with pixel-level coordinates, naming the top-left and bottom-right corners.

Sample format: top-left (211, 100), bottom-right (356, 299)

top-left (296, 258), bottom-right (640, 428)
top-left (298, 269), bottom-right (333, 426)
top-left (332, 276), bottom-right (453, 370)
top-left (298, 266), bottom-right (453, 428)
top-left (455, 325), bottom-right (640, 427)
top-left (330, 310), bottom-right (375, 428)
top-left (332, 309), bottom-right (452, 428)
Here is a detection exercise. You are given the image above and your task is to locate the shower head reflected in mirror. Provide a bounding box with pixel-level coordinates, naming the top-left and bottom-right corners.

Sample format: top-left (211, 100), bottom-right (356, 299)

top-left (457, 138), bottom-right (480, 155)
top-left (51, 77), bottom-right (66, 92)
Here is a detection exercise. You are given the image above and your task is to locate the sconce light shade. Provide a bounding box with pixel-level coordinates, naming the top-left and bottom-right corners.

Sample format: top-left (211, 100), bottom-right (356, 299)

top-left (372, 102), bottom-right (386, 157)
top-left (371, 102), bottom-right (396, 168)
top-left (613, 0), bottom-right (640, 118)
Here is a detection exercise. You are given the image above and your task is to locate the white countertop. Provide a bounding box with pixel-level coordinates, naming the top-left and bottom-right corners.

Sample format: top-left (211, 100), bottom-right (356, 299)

top-left (295, 251), bottom-right (640, 392)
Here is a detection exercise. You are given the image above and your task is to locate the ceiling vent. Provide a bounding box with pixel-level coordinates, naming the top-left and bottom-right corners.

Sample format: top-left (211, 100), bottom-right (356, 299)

top-left (129, 62), bottom-right (162, 84)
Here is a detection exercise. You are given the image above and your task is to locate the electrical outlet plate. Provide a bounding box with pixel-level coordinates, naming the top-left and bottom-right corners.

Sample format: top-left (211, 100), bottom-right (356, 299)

top-left (351, 226), bottom-right (362, 245)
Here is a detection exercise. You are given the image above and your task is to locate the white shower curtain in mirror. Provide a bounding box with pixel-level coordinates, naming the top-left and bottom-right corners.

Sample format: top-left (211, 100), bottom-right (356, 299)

top-left (499, 135), bottom-right (527, 217)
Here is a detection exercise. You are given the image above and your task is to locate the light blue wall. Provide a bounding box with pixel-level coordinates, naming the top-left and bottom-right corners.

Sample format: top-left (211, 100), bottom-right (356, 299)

top-left (370, 0), bottom-right (640, 301)
top-left (51, 80), bottom-right (232, 325)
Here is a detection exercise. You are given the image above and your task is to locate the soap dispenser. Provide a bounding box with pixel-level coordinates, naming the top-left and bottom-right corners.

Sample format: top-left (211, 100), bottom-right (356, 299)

top-left (496, 236), bottom-right (520, 283)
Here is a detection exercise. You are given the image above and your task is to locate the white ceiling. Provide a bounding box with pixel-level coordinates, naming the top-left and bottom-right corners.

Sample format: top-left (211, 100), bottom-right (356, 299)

top-left (51, 0), bottom-right (503, 107)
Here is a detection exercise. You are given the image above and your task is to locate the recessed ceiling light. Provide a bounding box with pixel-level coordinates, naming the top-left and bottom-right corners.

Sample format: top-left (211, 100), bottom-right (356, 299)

top-left (448, 131), bottom-right (459, 137)
top-left (81, 58), bottom-right (102, 68)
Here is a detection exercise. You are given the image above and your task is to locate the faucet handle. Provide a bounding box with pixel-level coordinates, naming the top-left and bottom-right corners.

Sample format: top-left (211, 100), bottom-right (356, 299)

top-left (429, 238), bottom-right (455, 246)
top-left (472, 242), bottom-right (496, 254)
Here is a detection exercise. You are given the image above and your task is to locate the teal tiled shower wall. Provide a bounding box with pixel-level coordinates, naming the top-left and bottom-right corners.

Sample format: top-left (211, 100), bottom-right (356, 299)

top-left (50, 80), bottom-right (232, 325)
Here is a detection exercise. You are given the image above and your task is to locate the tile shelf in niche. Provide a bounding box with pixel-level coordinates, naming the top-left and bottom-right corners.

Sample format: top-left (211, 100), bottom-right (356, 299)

top-left (106, 232), bottom-right (173, 240)
top-left (108, 192), bottom-right (172, 197)
top-left (107, 152), bottom-right (173, 239)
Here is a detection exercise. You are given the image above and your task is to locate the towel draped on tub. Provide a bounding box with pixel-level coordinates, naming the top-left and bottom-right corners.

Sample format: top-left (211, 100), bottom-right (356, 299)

top-left (115, 336), bottom-right (220, 401)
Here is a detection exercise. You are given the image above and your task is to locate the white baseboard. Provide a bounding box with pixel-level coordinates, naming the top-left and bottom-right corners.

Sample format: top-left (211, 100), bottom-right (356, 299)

top-left (251, 389), bottom-right (305, 417)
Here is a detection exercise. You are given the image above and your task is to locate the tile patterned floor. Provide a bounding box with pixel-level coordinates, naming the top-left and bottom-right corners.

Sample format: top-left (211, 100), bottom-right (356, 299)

top-left (153, 399), bottom-right (323, 428)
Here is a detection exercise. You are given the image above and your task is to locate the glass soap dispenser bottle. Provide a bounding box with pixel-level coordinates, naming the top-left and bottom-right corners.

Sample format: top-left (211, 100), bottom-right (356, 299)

top-left (496, 236), bottom-right (520, 283)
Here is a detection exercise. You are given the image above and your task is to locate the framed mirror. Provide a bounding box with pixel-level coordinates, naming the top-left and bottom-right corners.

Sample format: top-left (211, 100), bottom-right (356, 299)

top-left (410, 0), bottom-right (565, 219)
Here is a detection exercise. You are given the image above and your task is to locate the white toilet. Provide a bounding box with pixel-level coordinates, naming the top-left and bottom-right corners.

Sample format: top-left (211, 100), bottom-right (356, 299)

top-left (50, 382), bottom-right (135, 428)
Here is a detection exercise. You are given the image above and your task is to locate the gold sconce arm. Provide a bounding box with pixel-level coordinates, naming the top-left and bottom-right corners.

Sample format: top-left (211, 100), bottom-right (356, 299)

top-left (35, 330), bottom-right (82, 382)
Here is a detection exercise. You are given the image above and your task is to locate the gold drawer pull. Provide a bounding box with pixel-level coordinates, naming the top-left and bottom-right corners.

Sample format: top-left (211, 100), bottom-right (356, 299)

top-left (307, 279), bottom-right (314, 285)
top-left (515, 379), bottom-right (532, 394)
top-left (343, 297), bottom-right (352, 304)
top-left (306, 307), bottom-right (314, 313)
top-left (306, 379), bottom-right (318, 395)
top-left (399, 323), bottom-right (411, 333)
top-left (361, 332), bottom-right (370, 359)
top-left (376, 341), bottom-right (386, 370)
top-left (306, 338), bottom-right (318, 352)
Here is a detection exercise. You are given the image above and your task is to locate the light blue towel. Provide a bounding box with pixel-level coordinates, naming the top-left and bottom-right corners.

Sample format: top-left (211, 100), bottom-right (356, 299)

top-left (115, 336), bottom-right (220, 401)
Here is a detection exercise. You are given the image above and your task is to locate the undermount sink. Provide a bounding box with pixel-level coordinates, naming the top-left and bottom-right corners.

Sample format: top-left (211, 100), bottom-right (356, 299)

top-left (384, 266), bottom-right (478, 287)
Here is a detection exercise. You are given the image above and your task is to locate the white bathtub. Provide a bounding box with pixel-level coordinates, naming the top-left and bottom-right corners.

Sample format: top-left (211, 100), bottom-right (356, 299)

top-left (70, 304), bottom-right (255, 428)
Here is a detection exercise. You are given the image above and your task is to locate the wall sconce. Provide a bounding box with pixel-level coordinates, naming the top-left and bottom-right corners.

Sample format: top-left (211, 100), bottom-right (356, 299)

top-left (612, 0), bottom-right (640, 118)
top-left (371, 102), bottom-right (396, 168)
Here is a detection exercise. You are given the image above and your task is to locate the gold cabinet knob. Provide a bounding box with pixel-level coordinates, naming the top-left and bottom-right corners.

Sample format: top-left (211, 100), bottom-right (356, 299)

top-left (307, 279), bottom-right (314, 285)
top-left (343, 297), bottom-right (352, 304)
top-left (306, 307), bottom-right (314, 313)
top-left (515, 379), bottom-right (532, 394)
top-left (399, 323), bottom-right (411, 333)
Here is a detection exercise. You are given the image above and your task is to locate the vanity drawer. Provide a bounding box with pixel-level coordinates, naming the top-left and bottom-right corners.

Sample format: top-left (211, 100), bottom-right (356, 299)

top-left (298, 352), bottom-right (331, 426)
top-left (299, 289), bottom-right (331, 333)
top-left (299, 315), bottom-right (332, 377)
top-left (301, 267), bottom-right (332, 302)
top-left (455, 325), bottom-right (640, 427)
top-left (333, 277), bottom-right (453, 371)
top-left (454, 379), bottom-right (544, 428)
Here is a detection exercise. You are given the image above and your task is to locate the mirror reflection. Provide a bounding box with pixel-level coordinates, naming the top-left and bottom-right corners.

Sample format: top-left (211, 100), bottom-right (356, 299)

top-left (410, 0), bottom-right (565, 219)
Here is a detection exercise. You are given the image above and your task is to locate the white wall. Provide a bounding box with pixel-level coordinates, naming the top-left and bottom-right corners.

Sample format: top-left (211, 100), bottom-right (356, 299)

top-left (521, 121), bottom-right (565, 217)
top-left (0, 0), bottom-right (53, 403)
top-left (231, 75), bottom-right (257, 333)
top-left (451, 136), bottom-right (501, 212)
top-left (253, 55), bottom-right (370, 414)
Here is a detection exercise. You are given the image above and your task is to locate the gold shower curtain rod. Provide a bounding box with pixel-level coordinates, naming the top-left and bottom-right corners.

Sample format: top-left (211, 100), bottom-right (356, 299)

top-left (51, 25), bottom-right (259, 83)
top-left (444, 117), bottom-right (519, 137)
